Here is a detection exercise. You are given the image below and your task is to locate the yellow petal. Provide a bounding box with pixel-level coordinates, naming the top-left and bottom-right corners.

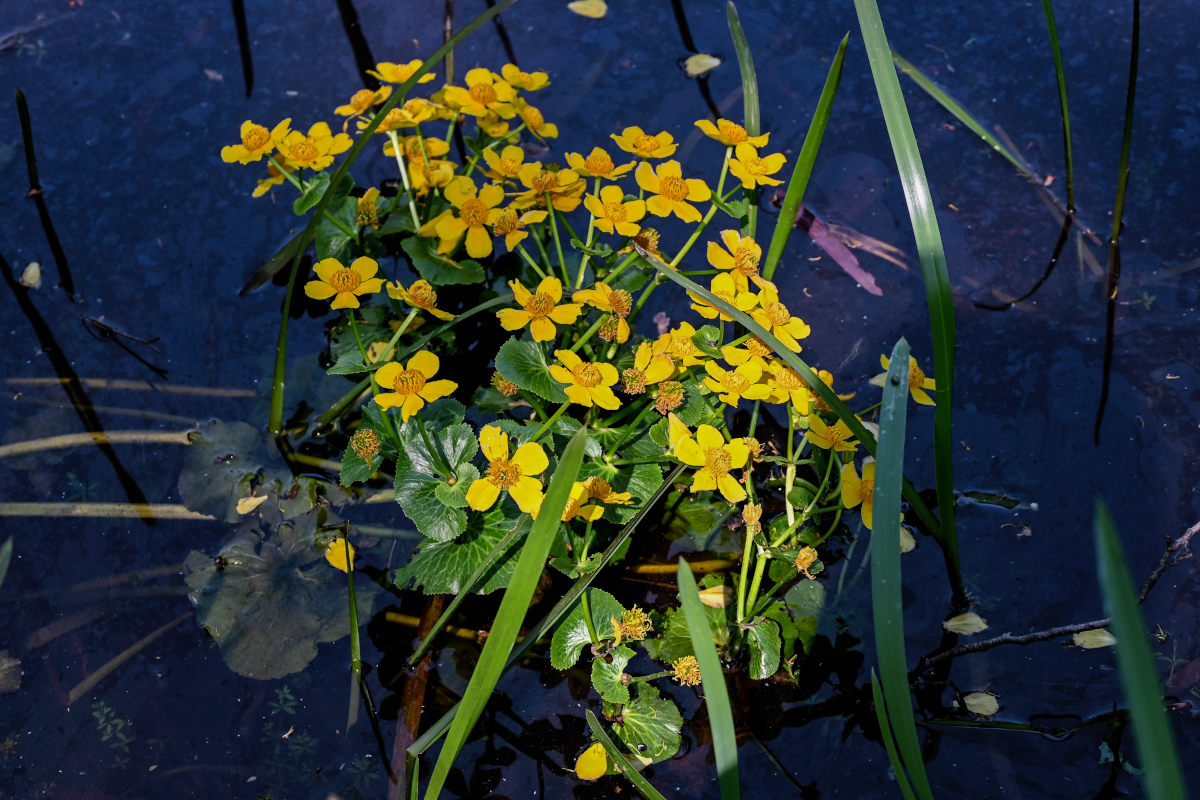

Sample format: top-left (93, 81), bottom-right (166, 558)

top-left (567, 0), bottom-right (607, 19)
top-left (406, 350), bottom-right (440, 378)
top-left (324, 537), bottom-right (355, 573)
top-left (509, 476), bottom-right (545, 514)
top-left (574, 742), bottom-right (608, 780)
top-left (512, 442), bottom-right (549, 475)
top-left (466, 477), bottom-right (500, 511)
top-left (683, 53), bottom-right (721, 78)
top-left (479, 424), bottom-right (509, 462)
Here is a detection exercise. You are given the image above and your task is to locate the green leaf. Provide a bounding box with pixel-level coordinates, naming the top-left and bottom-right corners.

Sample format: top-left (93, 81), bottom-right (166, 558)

top-left (433, 463), bottom-right (480, 508)
top-left (711, 194), bottom-right (750, 220)
top-left (394, 472), bottom-right (468, 543)
top-left (675, 378), bottom-right (720, 427)
top-left (425, 424), bottom-right (588, 800)
top-left (315, 196), bottom-right (357, 262)
top-left (402, 235), bottom-right (485, 285)
top-left (591, 645), bottom-right (635, 704)
top-left (494, 336), bottom-right (568, 403)
top-left (340, 439), bottom-right (381, 487)
top-left (641, 602), bottom-right (729, 665)
top-left (691, 324), bottom-right (724, 359)
top-left (328, 351), bottom-right (369, 375)
top-left (551, 588), bottom-right (625, 669)
top-left (784, 579), bottom-right (826, 654)
top-left (394, 506), bottom-right (525, 595)
top-left (579, 461), bottom-right (664, 524)
top-left (398, 421), bottom-right (477, 477)
top-left (611, 683), bottom-right (683, 765)
top-left (744, 616), bottom-right (781, 680)
top-left (330, 305), bottom-right (390, 364)
top-left (662, 491), bottom-right (734, 551)
top-left (294, 172), bottom-right (331, 215)
top-left (585, 710), bottom-right (670, 800)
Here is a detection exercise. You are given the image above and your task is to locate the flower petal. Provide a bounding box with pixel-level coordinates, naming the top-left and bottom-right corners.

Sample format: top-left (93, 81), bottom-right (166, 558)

top-left (512, 442), bottom-right (549, 475)
top-left (479, 424), bottom-right (509, 462)
top-left (509, 476), bottom-right (544, 514)
top-left (466, 477), bottom-right (501, 511)
top-left (407, 350), bottom-right (440, 378)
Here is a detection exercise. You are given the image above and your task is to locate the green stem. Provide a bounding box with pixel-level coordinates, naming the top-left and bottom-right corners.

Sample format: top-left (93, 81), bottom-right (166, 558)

top-left (603, 251), bottom-right (641, 284)
top-left (546, 196), bottom-right (569, 283)
top-left (374, 308), bottom-right (419, 364)
top-left (580, 590), bottom-right (602, 649)
top-left (529, 402), bottom-right (570, 444)
top-left (575, 178), bottom-right (601, 288)
top-left (515, 242), bottom-right (549, 279)
top-left (384, 131), bottom-right (422, 229)
top-left (669, 202), bottom-right (720, 268)
top-left (630, 669), bottom-right (675, 683)
top-left (569, 315), bottom-right (605, 353)
top-left (415, 415), bottom-right (454, 480)
top-left (605, 402), bottom-right (658, 456)
top-left (736, 517), bottom-right (755, 623)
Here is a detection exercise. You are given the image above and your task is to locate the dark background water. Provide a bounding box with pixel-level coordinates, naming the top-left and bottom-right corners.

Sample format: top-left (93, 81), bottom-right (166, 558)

top-left (2, 0), bottom-right (1199, 797)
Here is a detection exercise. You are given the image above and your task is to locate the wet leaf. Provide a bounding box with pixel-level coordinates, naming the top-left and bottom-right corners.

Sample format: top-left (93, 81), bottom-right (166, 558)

top-left (611, 683), bottom-right (682, 764)
top-left (745, 616), bottom-right (781, 679)
top-left (393, 506), bottom-right (524, 594)
top-left (591, 645), bottom-right (634, 704)
top-left (943, 611), bottom-right (988, 635)
top-left (178, 420), bottom-right (290, 523)
top-left (683, 53), bottom-right (722, 78)
top-left (494, 335), bottom-right (568, 403)
top-left (957, 691), bottom-right (1000, 716)
top-left (551, 588), bottom-right (624, 669)
top-left (395, 472), bottom-right (469, 542)
top-left (567, 0), bottom-right (607, 19)
top-left (640, 602), bottom-right (728, 664)
top-left (1073, 628), bottom-right (1117, 649)
top-left (574, 741), bottom-right (609, 780)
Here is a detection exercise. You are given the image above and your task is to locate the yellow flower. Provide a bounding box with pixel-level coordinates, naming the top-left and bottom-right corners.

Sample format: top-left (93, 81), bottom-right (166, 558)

top-left (272, 120), bottom-right (353, 171)
top-left (221, 119), bottom-right (288, 164)
top-left (534, 481), bottom-right (604, 522)
top-left (720, 336), bottom-right (774, 372)
top-left (386, 279), bottom-right (455, 321)
top-left (383, 134), bottom-right (451, 161)
top-left (653, 321), bottom-right (705, 368)
top-left (334, 86), bottom-right (393, 128)
top-left (750, 283), bottom-right (811, 352)
top-left (513, 98), bottom-right (558, 140)
top-left (841, 459), bottom-right (876, 530)
top-left (497, 276), bottom-right (582, 341)
top-left (582, 476), bottom-right (633, 505)
top-left (636, 161), bottom-right (711, 223)
top-left (374, 350), bottom-right (458, 422)
top-left (694, 118), bottom-right (770, 147)
top-left (728, 143), bottom-right (787, 189)
top-left (251, 156), bottom-right (295, 197)
top-left (357, 187), bottom-right (382, 228)
top-left (466, 424), bottom-right (547, 514)
top-left (367, 59), bottom-right (436, 85)
top-left (481, 145), bottom-right (527, 182)
top-left (514, 163), bottom-right (585, 212)
top-left (565, 147), bottom-right (634, 180)
top-left (621, 341), bottom-right (674, 394)
top-left (437, 176), bottom-right (506, 258)
top-left (359, 99), bottom-right (439, 134)
top-left (810, 368), bottom-right (856, 412)
top-left (703, 360), bottom-right (771, 406)
top-left (500, 63), bottom-right (550, 91)
top-left (487, 205), bottom-right (547, 252)
top-left (549, 350), bottom-right (621, 409)
top-left (689, 272), bottom-right (758, 322)
top-left (805, 415), bottom-right (859, 453)
top-left (409, 158), bottom-right (457, 196)
top-left (324, 537), bottom-right (356, 573)
top-left (582, 185), bottom-right (645, 237)
top-left (304, 256), bottom-right (385, 309)
top-left (671, 418), bottom-right (750, 503)
top-left (707, 229), bottom-right (764, 291)
top-left (765, 362), bottom-right (814, 413)
top-left (442, 67), bottom-right (517, 117)
top-left (611, 126), bottom-right (677, 159)
top-left (672, 655), bottom-right (702, 686)
top-left (870, 354), bottom-right (936, 406)
top-left (574, 283), bottom-right (633, 342)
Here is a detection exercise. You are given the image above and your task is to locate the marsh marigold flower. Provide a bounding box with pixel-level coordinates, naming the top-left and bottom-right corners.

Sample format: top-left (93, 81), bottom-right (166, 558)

top-left (583, 476), bottom-right (633, 505)
top-left (514, 163), bottom-right (585, 212)
top-left (325, 537), bottom-right (356, 573)
top-left (805, 415), bottom-right (859, 453)
top-left (252, 156), bottom-right (295, 198)
top-left (703, 360), bottom-right (770, 407)
top-left (305, 256), bottom-right (385, 309)
top-left (466, 424), bottom-right (547, 514)
top-left (611, 126), bottom-right (677, 159)
top-left (670, 415), bottom-right (751, 503)
top-left (708, 229), bottom-right (764, 291)
top-left (514, 98), bottom-right (558, 140)
top-left (481, 144), bottom-right (527, 182)
top-left (549, 350), bottom-right (621, 409)
top-left (566, 147), bottom-right (634, 180)
top-left (272, 120), bottom-right (353, 171)
top-left (621, 341), bottom-right (674, 394)
top-left (870, 354), bottom-right (936, 406)
top-left (694, 118), bottom-right (769, 147)
top-left (487, 205), bottom-right (547, 252)
top-left (491, 371), bottom-right (520, 397)
top-left (751, 283), bottom-right (811, 352)
top-left (672, 655), bottom-right (702, 686)
top-left (841, 459), bottom-right (877, 529)
top-left (386, 279), bottom-right (454, 321)
top-left (689, 272), bottom-right (758, 322)
top-left (374, 350), bottom-right (458, 422)
top-left (583, 186), bottom-right (645, 236)
top-left (349, 428), bottom-right (381, 462)
top-left (357, 187), bottom-right (382, 229)
top-left (334, 86), bottom-right (392, 128)
top-left (442, 68), bottom-right (517, 117)
top-left (728, 143), bottom-right (787, 189)
top-left (534, 481), bottom-right (603, 522)
top-left (574, 283), bottom-right (633, 343)
top-left (653, 321), bottom-right (706, 369)
top-left (636, 161), bottom-right (711, 223)
top-left (368, 59), bottom-right (436, 85)
top-left (438, 176), bottom-right (506, 258)
top-left (501, 63), bottom-right (550, 91)
top-left (654, 380), bottom-right (686, 415)
top-left (221, 119), bottom-right (288, 164)
top-left (766, 362), bottom-right (814, 413)
top-left (721, 336), bottom-right (774, 372)
top-left (497, 276), bottom-right (582, 342)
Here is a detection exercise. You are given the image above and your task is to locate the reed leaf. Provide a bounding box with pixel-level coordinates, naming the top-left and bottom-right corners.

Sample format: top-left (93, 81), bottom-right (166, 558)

top-left (853, 0), bottom-right (962, 606)
top-left (726, 2), bottom-right (759, 237)
top-left (763, 34), bottom-right (849, 281)
top-left (1094, 503), bottom-right (1187, 800)
top-left (423, 423), bottom-right (587, 800)
top-left (870, 671), bottom-right (918, 800)
top-left (1039, 0), bottom-right (1074, 211)
top-left (678, 558), bottom-right (739, 799)
top-left (870, 338), bottom-right (934, 800)
top-left (0, 536), bottom-right (12, 591)
top-left (585, 709), bottom-right (670, 800)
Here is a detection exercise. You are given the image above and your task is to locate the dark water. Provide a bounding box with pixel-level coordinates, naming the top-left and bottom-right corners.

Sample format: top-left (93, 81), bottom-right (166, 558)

top-left (1, 0), bottom-right (1199, 797)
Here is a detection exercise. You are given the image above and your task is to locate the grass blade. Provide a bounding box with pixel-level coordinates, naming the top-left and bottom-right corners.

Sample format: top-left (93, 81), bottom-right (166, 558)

top-left (853, 0), bottom-right (962, 607)
top-left (870, 671), bottom-right (918, 800)
top-left (870, 338), bottom-right (933, 800)
top-left (763, 33), bottom-right (849, 281)
top-left (0, 536), bottom-right (12, 591)
top-left (584, 709), bottom-right (670, 800)
top-left (423, 424), bottom-right (588, 800)
top-left (1039, 0), bottom-right (1074, 211)
top-left (726, 1), bottom-right (759, 237)
top-left (678, 558), bottom-right (739, 799)
top-left (1094, 503), bottom-right (1187, 800)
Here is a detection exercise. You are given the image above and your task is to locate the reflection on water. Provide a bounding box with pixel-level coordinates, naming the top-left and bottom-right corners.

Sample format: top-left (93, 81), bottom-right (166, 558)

top-left (1, 0), bottom-right (1198, 797)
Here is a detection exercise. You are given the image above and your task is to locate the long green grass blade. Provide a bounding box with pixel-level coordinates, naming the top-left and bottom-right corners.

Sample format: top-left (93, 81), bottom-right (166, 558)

top-left (726, 1), bottom-right (759, 238)
top-left (1109, 0), bottom-right (1139, 244)
top-left (1039, 0), bottom-right (1074, 211)
top-left (870, 339), bottom-right (934, 800)
top-left (678, 558), bottom-right (739, 799)
top-left (890, 52), bottom-right (1030, 179)
top-left (870, 671), bottom-right (918, 800)
top-left (639, 246), bottom-right (940, 537)
top-left (762, 34), bottom-right (849, 281)
top-left (266, 0), bottom-right (521, 434)
top-left (585, 709), bottom-right (670, 800)
top-left (423, 424), bottom-right (587, 800)
top-left (0, 536), bottom-right (12, 591)
top-left (1094, 503), bottom-right (1187, 800)
top-left (853, 0), bottom-right (962, 607)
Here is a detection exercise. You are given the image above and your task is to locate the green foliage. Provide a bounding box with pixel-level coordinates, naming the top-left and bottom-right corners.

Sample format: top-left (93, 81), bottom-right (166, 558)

top-left (744, 616), bottom-right (781, 680)
top-left (551, 588), bottom-right (625, 669)
top-left (494, 335), bottom-right (568, 403)
top-left (393, 506), bottom-right (524, 595)
top-left (591, 645), bottom-right (635, 704)
top-left (609, 683), bottom-right (684, 765)
top-left (401, 235), bottom-right (485, 285)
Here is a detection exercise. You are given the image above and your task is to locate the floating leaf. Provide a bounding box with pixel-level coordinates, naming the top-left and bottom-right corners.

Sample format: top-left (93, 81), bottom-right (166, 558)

top-left (683, 53), bottom-right (722, 78)
top-left (551, 588), bottom-right (625, 669)
top-left (591, 645), bottom-right (635, 704)
top-left (574, 741), bottom-right (609, 781)
top-left (19, 262), bottom-right (41, 289)
top-left (957, 691), bottom-right (1000, 716)
top-left (567, 0), bottom-right (607, 19)
top-left (1073, 628), bottom-right (1117, 649)
top-left (611, 683), bottom-right (682, 764)
top-left (943, 611), bottom-right (988, 635)
top-left (178, 420), bottom-right (289, 523)
top-left (494, 336), bottom-right (568, 403)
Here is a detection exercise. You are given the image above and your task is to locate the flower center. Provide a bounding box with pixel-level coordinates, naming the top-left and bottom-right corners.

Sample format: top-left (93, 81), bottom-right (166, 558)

top-left (525, 292), bottom-right (556, 318)
top-left (410, 282), bottom-right (438, 309)
top-left (658, 175), bottom-right (688, 201)
top-left (491, 208), bottom-right (519, 234)
top-left (585, 152), bottom-right (614, 175)
top-left (531, 171), bottom-right (558, 193)
top-left (723, 372), bottom-right (750, 394)
top-left (497, 156), bottom-right (521, 176)
top-left (603, 201), bottom-right (627, 222)
top-left (486, 457), bottom-right (522, 489)
top-left (909, 364), bottom-right (926, 389)
top-left (634, 134), bottom-right (659, 154)
top-left (733, 247), bottom-right (760, 276)
top-left (522, 106), bottom-right (544, 127)
top-left (860, 479), bottom-right (874, 505)
top-left (243, 124), bottom-right (269, 150)
top-left (743, 156), bottom-right (768, 175)
top-left (584, 477), bottom-right (613, 499)
top-left (763, 299), bottom-right (792, 327)
top-left (460, 198), bottom-right (488, 227)
top-left (746, 337), bottom-right (773, 359)
top-left (775, 368), bottom-right (802, 390)
top-left (703, 447), bottom-right (733, 478)
top-left (825, 425), bottom-right (848, 446)
top-left (609, 289), bottom-right (633, 317)
top-left (573, 363), bottom-right (603, 388)
top-left (328, 268), bottom-right (361, 293)
top-left (348, 89), bottom-right (375, 113)
top-left (719, 121), bottom-right (748, 143)
top-left (390, 368), bottom-right (426, 395)
top-left (468, 83), bottom-right (497, 106)
top-left (621, 368), bottom-right (647, 394)
top-left (665, 336), bottom-right (697, 360)
top-left (288, 140), bottom-right (318, 163)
